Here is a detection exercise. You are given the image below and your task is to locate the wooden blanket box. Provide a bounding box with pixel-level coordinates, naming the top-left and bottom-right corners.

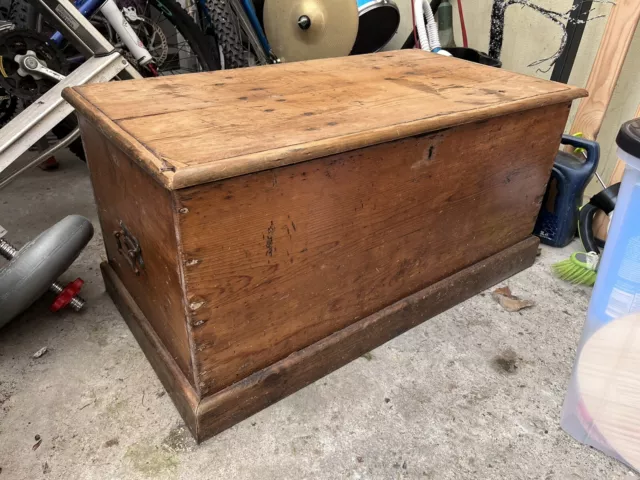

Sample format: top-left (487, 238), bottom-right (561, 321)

top-left (64, 50), bottom-right (585, 442)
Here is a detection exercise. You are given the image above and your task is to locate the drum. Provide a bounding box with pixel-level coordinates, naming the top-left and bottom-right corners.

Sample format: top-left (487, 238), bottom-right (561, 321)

top-left (351, 0), bottom-right (400, 55)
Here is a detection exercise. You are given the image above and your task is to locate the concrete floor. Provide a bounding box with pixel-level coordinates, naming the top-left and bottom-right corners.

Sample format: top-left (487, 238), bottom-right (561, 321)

top-left (0, 153), bottom-right (636, 480)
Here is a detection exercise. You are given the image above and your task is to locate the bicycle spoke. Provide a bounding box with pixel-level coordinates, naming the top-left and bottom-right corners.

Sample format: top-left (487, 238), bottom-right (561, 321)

top-left (151, 6), bottom-right (163, 26)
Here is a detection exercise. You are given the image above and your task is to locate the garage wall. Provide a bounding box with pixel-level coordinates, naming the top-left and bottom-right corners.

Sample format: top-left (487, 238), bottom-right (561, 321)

top-left (383, 0), bottom-right (640, 196)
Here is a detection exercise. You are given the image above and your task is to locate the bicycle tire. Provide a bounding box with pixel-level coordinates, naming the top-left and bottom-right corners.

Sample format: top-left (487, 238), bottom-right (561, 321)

top-left (0, 86), bottom-right (17, 127)
top-left (0, 1), bottom-right (19, 127)
top-left (207, 0), bottom-right (246, 69)
top-left (145, 0), bottom-right (221, 72)
top-left (7, 0), bottom-right (35, 29)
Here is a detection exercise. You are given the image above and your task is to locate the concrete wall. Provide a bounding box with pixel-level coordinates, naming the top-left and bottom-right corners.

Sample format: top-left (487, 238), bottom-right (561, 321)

top-left (383, 0), bottom-right (640, 196)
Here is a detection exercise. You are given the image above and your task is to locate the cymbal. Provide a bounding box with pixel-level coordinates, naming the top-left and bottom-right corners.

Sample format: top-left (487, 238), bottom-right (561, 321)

top-left (264, 0), bottom-right (359, 63)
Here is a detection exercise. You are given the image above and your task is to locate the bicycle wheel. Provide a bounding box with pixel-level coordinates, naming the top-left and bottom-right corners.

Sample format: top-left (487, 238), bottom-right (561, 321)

top-left (130, 0), bottom-right (221, 74)
top-left (207, 0), bottom-right (247, 69)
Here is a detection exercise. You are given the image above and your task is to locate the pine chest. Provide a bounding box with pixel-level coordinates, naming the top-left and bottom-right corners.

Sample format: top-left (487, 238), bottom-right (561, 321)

top-left (64, 50), bottom-right (585, 442)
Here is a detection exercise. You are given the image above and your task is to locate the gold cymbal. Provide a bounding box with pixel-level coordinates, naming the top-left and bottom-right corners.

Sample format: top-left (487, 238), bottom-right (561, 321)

top-left (264, 0), bottom-right (359, 63)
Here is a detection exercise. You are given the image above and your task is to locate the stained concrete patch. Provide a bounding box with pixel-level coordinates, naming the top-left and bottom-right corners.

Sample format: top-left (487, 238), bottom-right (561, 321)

top-left (105, 399), bottom-right (128, 417)
top-left (104, 438), bottom-right (119, 448)
top-left (162, 424), bottom-right (196, 453)
top-left (125, 442), bottom-right (179, 477)
top-left (492, 348), bottom-right (520, 374)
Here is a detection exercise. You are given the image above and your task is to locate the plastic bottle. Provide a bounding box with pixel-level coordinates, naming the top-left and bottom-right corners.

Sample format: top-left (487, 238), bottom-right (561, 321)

top-left (437, 0), bottom-right (456, 49)
top-left (561, 118), bottom-right (640, 467)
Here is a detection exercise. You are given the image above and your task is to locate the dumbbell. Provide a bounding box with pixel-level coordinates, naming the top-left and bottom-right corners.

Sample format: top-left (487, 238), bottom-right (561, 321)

top-left (0, 215), bottom-right (94, 328)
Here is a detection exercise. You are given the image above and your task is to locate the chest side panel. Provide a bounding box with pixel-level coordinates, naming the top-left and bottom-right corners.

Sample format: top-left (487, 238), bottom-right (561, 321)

top-left (79, 119), bottom-right (194, 385)
top-left (176, 103), bottom-right (569, 395)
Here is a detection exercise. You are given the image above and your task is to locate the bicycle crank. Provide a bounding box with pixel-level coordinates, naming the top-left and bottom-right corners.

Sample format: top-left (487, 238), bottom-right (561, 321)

top-left (14, 51), bottom-right (66, 82)
top-left (0, 29), bottom-right (68, 100)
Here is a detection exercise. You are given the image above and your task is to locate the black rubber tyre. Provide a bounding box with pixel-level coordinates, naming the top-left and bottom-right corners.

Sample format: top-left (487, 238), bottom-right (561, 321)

top-left (0, 2), bottom-right (22, 128)
top-left (0, 86), bottom-right (17, 127)
top-left (144, 0), bottom-right (221, 73)
top-left (207, 0), bottom-right (246, 69)
top-left (7, 0), bottom-right (35, 29)
top-left (1, 0), bottom-right (33, 127)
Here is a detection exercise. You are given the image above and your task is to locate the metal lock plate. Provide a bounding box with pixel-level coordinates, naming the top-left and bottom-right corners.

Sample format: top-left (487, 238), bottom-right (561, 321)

top-left (114, 220), bottom-right (144, 275)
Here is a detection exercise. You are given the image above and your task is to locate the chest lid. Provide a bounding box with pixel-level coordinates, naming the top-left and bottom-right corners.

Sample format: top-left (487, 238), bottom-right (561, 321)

top-left (64, 50), bottom-right (586, 190)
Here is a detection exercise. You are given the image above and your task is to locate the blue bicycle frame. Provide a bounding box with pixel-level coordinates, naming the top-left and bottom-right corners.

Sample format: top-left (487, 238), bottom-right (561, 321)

top-left (240, 0), bottom-right (271, 55)
top-left (51, 0), bottom-right (104, 45)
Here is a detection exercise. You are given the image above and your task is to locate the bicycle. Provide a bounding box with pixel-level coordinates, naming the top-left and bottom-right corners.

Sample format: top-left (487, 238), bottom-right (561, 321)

top-left (5, 0), bottom-right (220, 75)
top-left (0, 0), bottom-right (220, 170)
top-left (0, 0), bottom-right (221, 189)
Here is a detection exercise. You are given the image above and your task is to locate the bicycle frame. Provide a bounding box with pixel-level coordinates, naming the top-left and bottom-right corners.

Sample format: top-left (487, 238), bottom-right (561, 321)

top-left (0, 0), bottom-right (141, 186)
top-left (50, 0), bottom-right (104, 45)
top-left (50, 0), bottom-right (154, 67)
top-left (239, 0), bottom-right (270, 56)
top-left (195, 0), bottom-right (278, 64)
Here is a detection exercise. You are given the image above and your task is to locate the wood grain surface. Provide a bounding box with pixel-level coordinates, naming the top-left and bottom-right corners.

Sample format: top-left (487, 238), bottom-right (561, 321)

top-left (101, 237), bottom-right (539, 443)
top-left (193, 237), bottom-right (540, 441)
top-left (568, 0), bottom-right (640, 142)
top-left (577, 314), bottom-right (640, 471)
top-left (64, 50), bottom-right (585, 189)
top-left (80, 119), bottom-right (195, 384)
top-left (175, 103), bottom-right (570, 396)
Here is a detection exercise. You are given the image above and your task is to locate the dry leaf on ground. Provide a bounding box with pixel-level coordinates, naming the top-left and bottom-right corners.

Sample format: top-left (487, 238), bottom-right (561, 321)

top-left (491, 286), bottom-right (534, 312)
top-left (32, 435), bottom-right (42, 451)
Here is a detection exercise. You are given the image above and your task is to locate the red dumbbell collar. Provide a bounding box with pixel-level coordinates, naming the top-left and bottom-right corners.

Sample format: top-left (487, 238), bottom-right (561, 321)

top-left (50, 278), bottom-right (84, 312)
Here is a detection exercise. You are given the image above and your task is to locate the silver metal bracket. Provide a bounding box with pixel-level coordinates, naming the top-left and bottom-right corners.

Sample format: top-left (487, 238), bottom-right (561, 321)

top-left (0, 53), bottom-right (131, 188)
top-left (0, 0), bottom-right (144, 188)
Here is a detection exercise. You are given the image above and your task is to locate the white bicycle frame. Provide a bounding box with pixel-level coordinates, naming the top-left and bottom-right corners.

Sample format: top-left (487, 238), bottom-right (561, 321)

top-left (94, 0), bottom-right (154, 66)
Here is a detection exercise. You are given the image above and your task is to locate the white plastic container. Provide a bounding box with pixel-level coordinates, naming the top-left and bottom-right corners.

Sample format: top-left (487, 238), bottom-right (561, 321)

top-left (561, 118), bottom-right (640, 470)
